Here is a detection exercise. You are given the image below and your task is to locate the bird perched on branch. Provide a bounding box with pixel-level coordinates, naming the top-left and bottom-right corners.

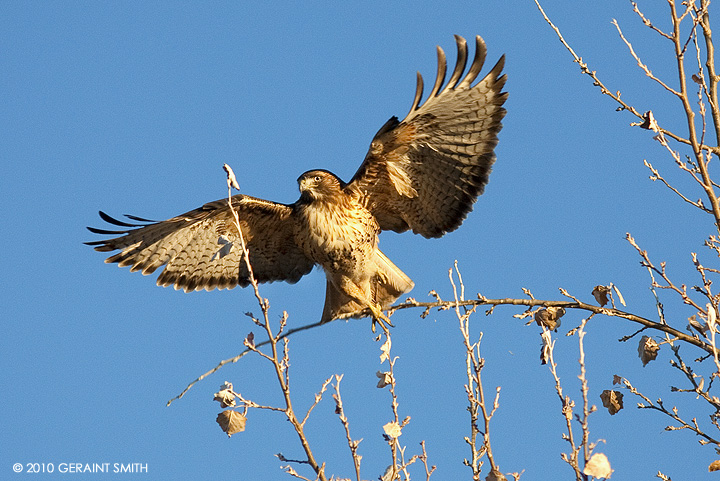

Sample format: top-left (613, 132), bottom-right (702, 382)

top-left (87, 35), bottom-right (507, 329)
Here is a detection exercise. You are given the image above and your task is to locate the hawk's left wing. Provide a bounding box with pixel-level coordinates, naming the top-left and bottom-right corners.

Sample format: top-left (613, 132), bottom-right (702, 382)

top-left (345, 35), bottom-right (507, 238)
top-left (86, 195), bottom-right (314, 292)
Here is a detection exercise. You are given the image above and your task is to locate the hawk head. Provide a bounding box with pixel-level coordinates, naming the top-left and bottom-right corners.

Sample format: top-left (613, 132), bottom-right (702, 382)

top-left (298, 170), bottom-right (345, 201)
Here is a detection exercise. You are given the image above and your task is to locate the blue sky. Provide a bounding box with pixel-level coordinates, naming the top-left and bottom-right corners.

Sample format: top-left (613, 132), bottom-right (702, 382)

top-left (2, 1), bottom-right (715, 479)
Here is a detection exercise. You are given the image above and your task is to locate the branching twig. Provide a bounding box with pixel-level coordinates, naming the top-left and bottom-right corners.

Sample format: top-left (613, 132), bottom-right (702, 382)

top-left (532, 0), bottom-right (718, 155)
top-left (211, 165), bottom-right (328, 481)
top-left (172, 287), bottom-right (718, 405)
top-left (541, 328), bottom-right (583, 481)
top-left (451, 263), bottom-right (504, 480)
top-left (622, 376), bottom-right (720, 446)
top-left (612, 18), bottom-right (682, 96)
top-left (332, 375), bottom-right (362, 481)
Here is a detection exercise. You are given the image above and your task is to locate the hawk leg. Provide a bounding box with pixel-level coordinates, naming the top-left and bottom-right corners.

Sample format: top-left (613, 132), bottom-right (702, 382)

top-left (335, 276), bottom-right (394, 332)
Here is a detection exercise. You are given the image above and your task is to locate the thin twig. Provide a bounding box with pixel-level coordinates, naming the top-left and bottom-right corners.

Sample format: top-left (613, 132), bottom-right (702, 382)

top-left (612, 18), bottom-right (682, 96)
top-left (542, 328), bottom-right (583, 481)
top-left (333, 375), bottom-right (362, 481)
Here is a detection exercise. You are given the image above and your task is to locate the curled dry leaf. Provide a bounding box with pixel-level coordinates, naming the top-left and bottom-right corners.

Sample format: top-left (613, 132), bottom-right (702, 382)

top-left (688, 315), bottom-right (709, 337)
top-left (216, 410), bottom-right (246, 437)
top-left (223, 163), bottom-right (240, 191)
top-left (592, 285), bottom-right (610, 307)
top-left (214, 389), bottom-right (236, 408)
top-left (707, 302), bottom-right (717, 332)
top-left (376, 371), bottom-right (393, 388)
top-left (612, 374), bottom-right (622, 385)
top-left (214, 382), bottom-right (236, 408)
top-left (245, 331), bottom-right (255, 348)
top-left (535, 307), bottom-right (565, 331)
top-left (540, 329), bottom-right (553, 365)
top-left (380, 465), bottom-right (396, 481)
top-left (383, 421), bottom-right (402, 439)
top-left (709, 460), bottom-right (720, 472)
top-left (540, 342), bottom-right (550, 365)
top-left (638, 335), bottom-right (660, 366)
top-left (600, 390), bottom-right (624, 415)
top-left (583, 452), bottom-right (613, 479)
top-left (638, 110), bottom-right (659, 132)
top-left (379, 337), bottom-right (392, 363)
top-left (611, 283), bottom-right (626, 306)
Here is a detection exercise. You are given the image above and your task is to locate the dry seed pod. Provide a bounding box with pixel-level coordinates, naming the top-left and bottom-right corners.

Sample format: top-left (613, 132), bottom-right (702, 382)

top-left (638, 335), bottom-right (660, 366)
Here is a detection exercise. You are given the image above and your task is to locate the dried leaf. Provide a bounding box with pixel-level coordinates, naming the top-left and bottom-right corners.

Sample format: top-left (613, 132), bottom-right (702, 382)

top-left (540, 330), bottom-right (553, 365)
top-left (213, 389), bottom-right (236, 408)
top-left (638, 110), bottom-right (659, 132)
top-left (592, 285), bottom-right (610, 307)
top-left (535, 307), bottom-right (565, 330)
top-left (688, 315), bottom-right (708, 336)
top-left (216, 410), bottom-right (246, 437)
top-left (707, 303), bottom-right (717, 332)
top-left (379, 337), bottom-right (392, 363)
top-left (709, 460), bottom-right (720, 472)
top-left (376, 371), bottom-right (393, 388)
top-left (214, 382), bottom-right (236, 408)
top-left (583, 452), bottom-right (613, 478)
top-left (600, 390), bottom-right (624, 415)
top-left (612, 375), bottom-right (622, 385)
top-left (380, 465), bottom-right (396, 481)
top-left (383, 421), bottom-right (402, 439)
top-left (245, 332), bottom-right (255, 348)
top-left (223, 163), bottom-right (240, 190)
top-left (638, 335), bottom-right (660, 366)
top-left (611, 284), bottom-right (626, 306)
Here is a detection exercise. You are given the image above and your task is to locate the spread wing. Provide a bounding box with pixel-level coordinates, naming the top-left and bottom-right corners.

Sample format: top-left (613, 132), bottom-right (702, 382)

top-left (345, 35), bottom-right (507, 238)
top-left (86, 195), bottom-right (314, 292)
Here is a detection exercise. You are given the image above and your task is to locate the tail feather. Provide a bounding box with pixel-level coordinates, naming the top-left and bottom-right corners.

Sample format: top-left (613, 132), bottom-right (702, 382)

top-left (321, 280), bottom-right (362, 323)
top-left (372, 250), bottom-right (414, 308)
top-left (320, 250), bottom-right (414, 323)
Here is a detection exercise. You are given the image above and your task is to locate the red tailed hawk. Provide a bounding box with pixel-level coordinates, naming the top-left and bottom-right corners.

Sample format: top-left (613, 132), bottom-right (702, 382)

top-left (87, 35), bottom-right (507, 328)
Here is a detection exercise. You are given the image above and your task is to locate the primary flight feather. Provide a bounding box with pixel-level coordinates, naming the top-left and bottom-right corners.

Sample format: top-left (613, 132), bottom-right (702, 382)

top-left (87, 35), bottom-right (507, 327)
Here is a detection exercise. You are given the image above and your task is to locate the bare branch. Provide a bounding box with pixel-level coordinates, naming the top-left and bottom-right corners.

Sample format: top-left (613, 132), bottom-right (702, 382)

top-left (631, 1), bottom-right (673, 39)
top-left (332, 375), bottom-right (362, 481)
top-left (612, 18), bottom-right (682, 96)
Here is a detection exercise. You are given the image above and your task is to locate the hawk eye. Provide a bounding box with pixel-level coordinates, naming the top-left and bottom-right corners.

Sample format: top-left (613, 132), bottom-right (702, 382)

top-left (314, 175), bottom-right (321, 181)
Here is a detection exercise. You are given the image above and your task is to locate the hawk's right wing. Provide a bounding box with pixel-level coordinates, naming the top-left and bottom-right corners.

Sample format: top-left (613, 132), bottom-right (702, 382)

top-left (345, 35), bottom-right (507, 238)
top-left (86, 195), bottom-right (314, 292)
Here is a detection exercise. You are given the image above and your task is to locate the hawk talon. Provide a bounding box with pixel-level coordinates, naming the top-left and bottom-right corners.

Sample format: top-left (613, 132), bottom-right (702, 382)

top-left (370, 306), bottom-right (394, 333)
top-left (371, 317), bottom-right (392, 336)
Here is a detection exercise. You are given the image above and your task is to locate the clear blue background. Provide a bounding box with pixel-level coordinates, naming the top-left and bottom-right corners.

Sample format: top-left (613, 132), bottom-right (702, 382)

top-left (2, 1), bottom-right (713, 479)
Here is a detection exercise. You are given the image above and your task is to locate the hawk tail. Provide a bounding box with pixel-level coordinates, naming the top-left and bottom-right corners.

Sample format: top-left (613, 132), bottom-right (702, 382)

top-left (373, 249), bottom-right (414, 308)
